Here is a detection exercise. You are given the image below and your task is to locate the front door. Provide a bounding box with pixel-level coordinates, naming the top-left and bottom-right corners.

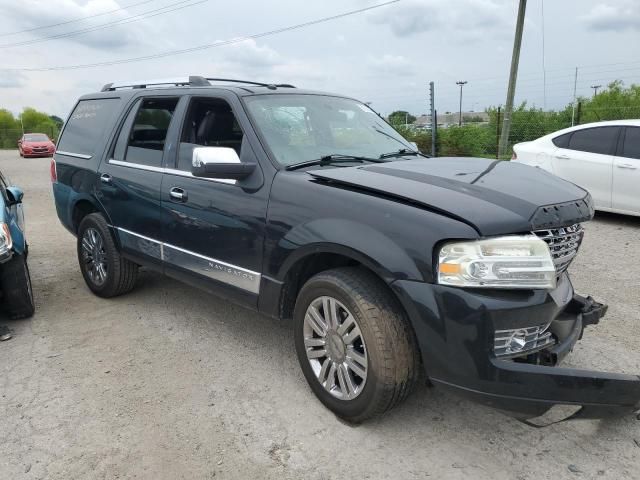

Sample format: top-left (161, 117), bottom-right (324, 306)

top-left (97, 95), bottom-right (183, 267)
top-left (612, 126), bottom-right (640, 214)
top-left (160, 93), bottom-right (270, 306)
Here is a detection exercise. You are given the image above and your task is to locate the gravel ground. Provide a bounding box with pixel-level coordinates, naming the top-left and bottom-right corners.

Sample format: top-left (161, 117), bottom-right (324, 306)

top-left (0, 149), bottom-right (639, 480)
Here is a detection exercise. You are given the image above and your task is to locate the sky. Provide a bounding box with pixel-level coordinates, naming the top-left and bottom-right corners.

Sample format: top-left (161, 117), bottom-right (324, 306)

top-left (0, 0), bottom-right (639, 119)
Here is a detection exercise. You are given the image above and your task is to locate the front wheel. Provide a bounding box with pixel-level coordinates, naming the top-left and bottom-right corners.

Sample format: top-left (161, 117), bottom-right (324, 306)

top-left (77, 213), bottom-right (138, 298)
top-left (1, 254), bottom-right (35, 319)
top-left (294, 268), bottom-right (420, 422)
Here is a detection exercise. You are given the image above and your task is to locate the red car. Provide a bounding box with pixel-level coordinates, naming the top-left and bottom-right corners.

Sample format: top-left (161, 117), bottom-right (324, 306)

top-left (18, 133), bottom-right (56, 157)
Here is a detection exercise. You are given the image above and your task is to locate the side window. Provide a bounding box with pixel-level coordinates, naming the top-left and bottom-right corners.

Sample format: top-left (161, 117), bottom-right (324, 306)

top-left (57, 98), bottom-right (120, 157)
top-left (622, 127), bottom-right (640, 160)
top-left (552, 132), bottom-right (571, 148)
top-left (568, 127), bottom-right (619, 155)
top-left (176, 97), bottom-right (244, 171)
top-left (114, 97), bottom-right (179, 167)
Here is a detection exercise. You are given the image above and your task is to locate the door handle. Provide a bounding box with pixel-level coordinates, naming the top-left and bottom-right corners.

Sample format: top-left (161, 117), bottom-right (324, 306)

top-left (555, 155), bottom-right (570, 160)
top-left (169, 187), bottom-right (187, 202)
top-left (100, 173), bottom-right (112, 184)
top-left (617, 163), bottom-right (637, 170)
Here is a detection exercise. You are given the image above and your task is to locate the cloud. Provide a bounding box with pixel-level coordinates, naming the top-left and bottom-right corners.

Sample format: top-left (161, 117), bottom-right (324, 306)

top-left (0, 0), bottom-right (147, 50)
top-left (0, 71), bottom-right (26, 88)
top-left (581, 2), bottom-right (640, 31)
top-left (218, 39), bottom-right (282, 68)
top-left (368, 0), bottom-right (509, 37)
top-left (367, 54), bottom-right (413, 75)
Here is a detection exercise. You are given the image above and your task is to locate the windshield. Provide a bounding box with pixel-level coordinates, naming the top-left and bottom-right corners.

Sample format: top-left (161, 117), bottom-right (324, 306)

top-left (243, 94), bottom-right (414, 166)
top-left (24, 134), bottom-right (49, 142)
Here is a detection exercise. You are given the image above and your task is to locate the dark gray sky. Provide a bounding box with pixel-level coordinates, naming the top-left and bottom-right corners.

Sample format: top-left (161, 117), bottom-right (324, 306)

top-left (0, 0), bottom-right (639, 117)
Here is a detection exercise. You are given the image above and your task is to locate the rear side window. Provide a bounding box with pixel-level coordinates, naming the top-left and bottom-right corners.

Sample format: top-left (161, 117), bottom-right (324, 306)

top-left (567, 127), bottom-right (619, 155)
top-left (552, 133), bottom-right (571, 148)
top-left (57, 98), bottom-right (119, 157)
top-left (622, 127), bottom-right (640, 160)
top-left (113, 97), bottom-right (179, 167)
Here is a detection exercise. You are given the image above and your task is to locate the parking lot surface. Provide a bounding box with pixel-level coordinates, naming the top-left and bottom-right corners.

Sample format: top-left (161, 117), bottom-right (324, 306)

top-left (1, 149), bottom-right (639, 479)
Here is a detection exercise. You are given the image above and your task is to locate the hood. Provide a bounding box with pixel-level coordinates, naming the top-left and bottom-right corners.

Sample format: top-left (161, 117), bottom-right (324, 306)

top-left (308, 157), bottom-right (593, 236)
top-left (24, 141), bottom-right (54, 147)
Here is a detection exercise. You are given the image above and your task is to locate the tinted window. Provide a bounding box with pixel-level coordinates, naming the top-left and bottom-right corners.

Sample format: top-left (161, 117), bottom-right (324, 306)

top-left (568, 127), bottom-right (619, 155)
top-left (117, 97), bottom-right (178, 167)
top-left (622, 127), bottom-right (640, 160)
top-left (176, 97), bottom-right (244, 171)
top-left (24, 134), bottom-right (49, 142)
top-left (57, 98), bottom-right (119, 157)
top-left (552, 132), bottom-right (571, 148)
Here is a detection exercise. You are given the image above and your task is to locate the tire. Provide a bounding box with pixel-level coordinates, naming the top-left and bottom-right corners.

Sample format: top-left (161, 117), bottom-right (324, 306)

top-left (294, 267), bottom-right (420, 422)
top-left (1, 254), bottom-right (35, 319)
top-left (77, 213), bottom-right (138, 298)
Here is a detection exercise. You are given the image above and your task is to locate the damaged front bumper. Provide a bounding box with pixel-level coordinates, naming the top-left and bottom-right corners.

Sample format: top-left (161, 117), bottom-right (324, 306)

top-left (391, 274), bottom-right (640, 421)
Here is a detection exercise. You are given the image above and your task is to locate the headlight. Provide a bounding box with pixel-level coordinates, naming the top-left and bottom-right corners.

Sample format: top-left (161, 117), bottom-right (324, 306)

top-left (437, 235), bottom-right (556, 289)
top-left (0, 223), bottom-right (13, 255)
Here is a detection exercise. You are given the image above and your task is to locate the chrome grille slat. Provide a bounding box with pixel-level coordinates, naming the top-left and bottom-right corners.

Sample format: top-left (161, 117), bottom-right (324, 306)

top-left (534, 223), bottom-right (583, 275)
top-left (494, 322), bottom-right (556, 358)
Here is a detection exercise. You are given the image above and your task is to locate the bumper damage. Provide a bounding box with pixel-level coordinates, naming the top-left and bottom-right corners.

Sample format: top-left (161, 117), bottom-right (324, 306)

top-left (391, 278), bottom-right (640, 422)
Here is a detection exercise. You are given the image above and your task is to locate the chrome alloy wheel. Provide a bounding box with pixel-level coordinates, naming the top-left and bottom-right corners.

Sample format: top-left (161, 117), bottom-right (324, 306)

top-left (303, 296), bottom-right (368, 400)
top-left (81, 227), bottom-right (108, 286)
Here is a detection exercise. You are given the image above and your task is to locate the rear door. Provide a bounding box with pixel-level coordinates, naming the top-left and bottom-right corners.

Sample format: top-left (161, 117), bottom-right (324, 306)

top-left (97, 95), bottom-right (184, 267)
top-left (612, 126), bottom-right (640, 214)
top-left (551, 126), bottom-right (619, 209)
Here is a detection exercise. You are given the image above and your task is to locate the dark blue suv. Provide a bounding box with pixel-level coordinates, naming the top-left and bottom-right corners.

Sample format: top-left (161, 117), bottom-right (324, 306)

top-left (52, 77), bottom-right (640, 422)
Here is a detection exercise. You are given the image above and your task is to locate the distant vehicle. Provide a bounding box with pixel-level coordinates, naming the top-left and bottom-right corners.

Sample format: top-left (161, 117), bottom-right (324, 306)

top-left (18, 133), bottom-right (56, 158)
top-left (512, 120), bottom-right (640, 217)
top-left (51, 76), bottom-right (638, 422)
top-left (0, 171), bottom-right (34, 319)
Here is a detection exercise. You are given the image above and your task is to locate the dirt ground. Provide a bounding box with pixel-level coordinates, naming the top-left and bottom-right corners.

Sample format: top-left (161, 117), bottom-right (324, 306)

top-left (0, 149), bottom-right (639, 480)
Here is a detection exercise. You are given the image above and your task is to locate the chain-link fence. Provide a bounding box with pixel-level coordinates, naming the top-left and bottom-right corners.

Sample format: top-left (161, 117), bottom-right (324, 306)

top-left (397, 101), bottom-right (640, 159)
top-left (0, 125), bottom-right (59, 149)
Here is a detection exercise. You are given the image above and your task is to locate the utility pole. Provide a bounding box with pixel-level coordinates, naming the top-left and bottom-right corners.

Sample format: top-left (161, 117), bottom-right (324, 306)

top-left (498, 0), bottom-right (527, 159)
top-left (456, 81), bottom-right (467, 126)
top-left (429, 81), bottom-right (436, 156)
top-left (571, 67), bottom-right (578, 126)
top-left (591, 84), bottom-right (602, 97)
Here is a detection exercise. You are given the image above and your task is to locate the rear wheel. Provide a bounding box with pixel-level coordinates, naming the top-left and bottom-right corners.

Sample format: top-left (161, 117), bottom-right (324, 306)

top-left (77, 213), bottom-right (138, 297)
top-left (294, 268), bottom-right (420, 422)
top-left (1, 254), bottom-right (35, 319)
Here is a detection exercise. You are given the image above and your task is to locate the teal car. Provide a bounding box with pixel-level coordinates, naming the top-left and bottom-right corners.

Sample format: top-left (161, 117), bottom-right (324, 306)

top-left (0, 171), bottom-right (34, 319)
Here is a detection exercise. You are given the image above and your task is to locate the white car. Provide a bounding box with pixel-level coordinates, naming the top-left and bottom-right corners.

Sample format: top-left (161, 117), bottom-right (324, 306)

top-left (512, 120), bottom-right (640, 216)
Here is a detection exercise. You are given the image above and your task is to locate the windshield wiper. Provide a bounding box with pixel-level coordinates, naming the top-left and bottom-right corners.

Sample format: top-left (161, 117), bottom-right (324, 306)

top-left (285, 154), bottom-right (386, 171)
top-left (379, 149), bottom-right (423, 159)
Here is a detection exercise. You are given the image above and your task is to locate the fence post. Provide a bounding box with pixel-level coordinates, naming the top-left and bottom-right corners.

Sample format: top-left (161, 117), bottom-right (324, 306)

top-left (496, 107), bottom-right (501, 160)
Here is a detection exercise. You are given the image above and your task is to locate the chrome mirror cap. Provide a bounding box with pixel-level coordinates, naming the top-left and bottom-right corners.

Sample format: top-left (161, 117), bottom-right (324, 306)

top-left (192, 146), bottom-right (240, 168)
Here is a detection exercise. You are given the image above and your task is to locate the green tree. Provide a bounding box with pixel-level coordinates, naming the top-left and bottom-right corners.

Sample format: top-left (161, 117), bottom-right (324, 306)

top-left (0, 109), bottom-right (21, 148)
top-left (388, 110), bottom-right (416, 126)
top-left (20, 107), bottom-right (59, 139)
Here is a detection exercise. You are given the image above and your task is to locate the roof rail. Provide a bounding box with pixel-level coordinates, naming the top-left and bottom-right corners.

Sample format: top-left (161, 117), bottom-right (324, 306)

top-left (100, 75), bottom-right (210, 92)
top-left (205, 78), bottom-right (296, 89)
top-left (100, 76), bottom-right (296, 92)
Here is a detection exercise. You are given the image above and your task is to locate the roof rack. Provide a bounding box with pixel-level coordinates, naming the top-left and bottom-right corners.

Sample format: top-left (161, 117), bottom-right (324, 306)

top-left (101, 75), bottom-right (295, 92)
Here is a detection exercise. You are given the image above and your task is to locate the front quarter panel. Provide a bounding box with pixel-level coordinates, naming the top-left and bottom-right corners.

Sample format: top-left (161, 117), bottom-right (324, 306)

top-left (264, 171), bottom-right (479, 284)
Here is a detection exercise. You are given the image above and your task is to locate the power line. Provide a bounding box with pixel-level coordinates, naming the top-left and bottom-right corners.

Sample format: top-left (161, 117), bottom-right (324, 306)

top-left (0, 0), bottom-right (158, 38)
top-left (1, 0), bottom-right (400, 72)
top-left (0, 0), bottom-right (207, 49)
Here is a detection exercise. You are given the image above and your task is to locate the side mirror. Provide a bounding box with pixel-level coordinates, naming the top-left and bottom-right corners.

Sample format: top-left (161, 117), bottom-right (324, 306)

top-left (191, 147), bottom-right (256, 180)
top-left (6, 186), bottom-right (24, 205)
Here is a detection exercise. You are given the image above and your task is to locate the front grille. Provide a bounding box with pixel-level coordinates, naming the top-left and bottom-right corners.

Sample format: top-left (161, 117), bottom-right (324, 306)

top-left (534, 223), bottom-right (583, 274)
top-left (494, 323), bottom-right (555, 358)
